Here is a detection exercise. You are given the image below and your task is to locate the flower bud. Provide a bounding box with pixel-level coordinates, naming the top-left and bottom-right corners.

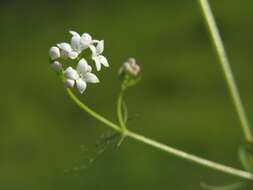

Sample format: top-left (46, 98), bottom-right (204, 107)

top-left (49, 46), bottom-right (60, 60)
top-left (64, 79), bottom-right (75, 88)
top-left (118, 58), bottom-right (141, 89)
top-left (119, 58), bottom-right (140, 77)
top-left (51, 61), bottom-right (62, 72)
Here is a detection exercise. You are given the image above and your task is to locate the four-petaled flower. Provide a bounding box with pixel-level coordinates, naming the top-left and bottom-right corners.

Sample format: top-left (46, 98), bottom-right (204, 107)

top-left (90, 41), bottom-right (109, 71)
top-left (64, 58), bottom-right (99, 94)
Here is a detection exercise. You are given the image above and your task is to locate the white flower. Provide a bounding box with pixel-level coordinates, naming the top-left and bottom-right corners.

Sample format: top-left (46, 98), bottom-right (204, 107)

top-left (57, 42), bottom-right (79, 59)
top-left (51, 61), bottom-right (62, 72)
top-left (89, 42), bottom-right (109, 71)
top-left (63, 58), bottom-right (99, 94)
top-left (49, 46), bottom-right (60, 60)
top-left (69, 30), bottom-right (93, 53)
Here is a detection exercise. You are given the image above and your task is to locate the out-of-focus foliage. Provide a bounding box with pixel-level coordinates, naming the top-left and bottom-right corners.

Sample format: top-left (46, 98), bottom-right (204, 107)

top-left (1, 0), bottom-right (253, 189)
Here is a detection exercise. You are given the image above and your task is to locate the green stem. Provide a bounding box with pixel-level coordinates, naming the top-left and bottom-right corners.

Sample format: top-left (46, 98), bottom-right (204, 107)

top-left (66, 89), bottom-right (253, 180)
top-left (117, 89), bottom-right (127, 131)
top-left (122, 101), bottom-right (128, 124)
top-left (199, 0), bottom-right (253, 142)
top-left (66, 88), bottom-right (121, 132)
top-left (126, 130), bottom-right (253, 180)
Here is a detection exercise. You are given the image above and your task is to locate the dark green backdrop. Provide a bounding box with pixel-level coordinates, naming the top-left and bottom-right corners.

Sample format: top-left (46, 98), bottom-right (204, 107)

top-left (1, 0), bottom-right (253, 189)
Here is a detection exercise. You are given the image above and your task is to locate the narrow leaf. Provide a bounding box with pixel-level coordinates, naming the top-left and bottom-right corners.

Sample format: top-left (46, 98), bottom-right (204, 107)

top-left (200, 182), bottom-right (245, 190)
top-left (238, 142), bottom-right (253, 173)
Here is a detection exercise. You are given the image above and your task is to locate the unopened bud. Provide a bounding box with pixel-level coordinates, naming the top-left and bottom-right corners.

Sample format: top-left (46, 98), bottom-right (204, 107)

top-left (49, 46), bottom-right (60, 60)
top-left (64, 79), bottom-right (75, 88)
top-left (51, 61), bottom-right (62, 72)
top-left (119, 57), bottom-right (140, 77)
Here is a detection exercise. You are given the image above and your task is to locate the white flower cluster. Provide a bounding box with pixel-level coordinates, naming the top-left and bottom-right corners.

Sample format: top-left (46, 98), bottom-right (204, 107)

top-left (49, 31), bottom-right (109, 94)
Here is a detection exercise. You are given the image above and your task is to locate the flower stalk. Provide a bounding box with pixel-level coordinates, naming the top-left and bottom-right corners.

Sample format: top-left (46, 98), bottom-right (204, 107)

top-left (198, 0), bottom-right (253, 142)
top-left (66, 88), bottom-right (121, 132)
top-left (117, 88), bottom-right (127, 131)
top-left (66, 88), bottom-right (253, 180)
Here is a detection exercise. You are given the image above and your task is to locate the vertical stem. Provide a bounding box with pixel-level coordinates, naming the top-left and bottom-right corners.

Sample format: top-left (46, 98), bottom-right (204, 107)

top-left (199, 0), bottom-right (253, 142)
top-left (117, 89), bottom-right (127, 131)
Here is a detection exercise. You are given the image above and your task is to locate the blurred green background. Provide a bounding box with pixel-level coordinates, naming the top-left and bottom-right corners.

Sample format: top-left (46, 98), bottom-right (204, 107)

top-left (1, 0), bottom-right (253, 189)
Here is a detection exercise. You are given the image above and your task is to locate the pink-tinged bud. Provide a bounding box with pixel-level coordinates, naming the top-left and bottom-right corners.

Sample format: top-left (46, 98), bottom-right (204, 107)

top-left (51, 61), bottom-right (62, 72)
top-left (49, 46), bottom-right (60, 60)
top-left (119, 57), bottom-right (140, 77)
top-left (64, 79), bottom-right (75, 88)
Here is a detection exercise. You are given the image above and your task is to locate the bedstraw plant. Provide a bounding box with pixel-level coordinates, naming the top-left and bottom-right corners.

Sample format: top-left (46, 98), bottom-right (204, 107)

top-left (48, 0), bottom-right (253, 188)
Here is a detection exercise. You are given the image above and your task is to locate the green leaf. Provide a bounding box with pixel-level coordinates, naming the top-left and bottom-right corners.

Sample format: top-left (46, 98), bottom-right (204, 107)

top-left (95, 132), bottom-right (119, 148)
top-left (200, 182), bottom-right (245, 190)
top-left (238, 142), bottom-right (253, 173)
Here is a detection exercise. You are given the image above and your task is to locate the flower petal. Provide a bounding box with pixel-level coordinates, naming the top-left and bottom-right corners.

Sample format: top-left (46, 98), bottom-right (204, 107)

top-left (64, 67), bottom-right (79, 80)
top-left (80, 33), bottom-right (93, 50)
top-left (96, 40), bottom-right (104, 54)
top-left (76, 78), bottom-right (87, 94)
top-left (57, 42), bottom-right (72, 51)
top-left (80, 40), bottom-right (90, 50)
top-left (92, 56), bottom-right (101, 71)
top-left (69, 30), bottom-right (80, 37)
top-left (98, 55), bottom-right (109, 67)
top-left (81, 33), bottom-right (92, 41)
top-left (92, 40), bottom-right (99, 43)
top-left (77, 58), bottom-right (90, 74)
top-left (83, 73), bottom-right (100, 83)
top-left (89, 45), bottom-right (97, 57)
top-left (71, 35), bottom-right (81, 52)
top-left (68, 51), bottom-right (79, 59)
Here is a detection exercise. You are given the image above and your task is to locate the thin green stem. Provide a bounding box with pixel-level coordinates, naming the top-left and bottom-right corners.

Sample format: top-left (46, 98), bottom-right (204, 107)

top-left (66, 88), bottom-right (121, 132)
top-left (125, 130), bottom-right (253, 180)
top-left (117, 89), bottom-right (127, 131)
top-left (199, 0), bottom-right (253, 142)
top-left (66, 89), bottom-right (253, 180)
top-left (122, 101), bottom-right (128, 124)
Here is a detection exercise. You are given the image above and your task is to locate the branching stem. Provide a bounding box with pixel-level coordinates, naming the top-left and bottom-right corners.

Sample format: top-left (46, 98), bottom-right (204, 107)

top-left (66, 89), bottom-right (253, 180)
top-left (63, 0), bottom-right (253, 181)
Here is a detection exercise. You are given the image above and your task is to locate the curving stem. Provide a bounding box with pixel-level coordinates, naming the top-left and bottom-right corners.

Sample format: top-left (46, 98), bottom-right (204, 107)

top-left (66, 88), bottom-right (253, 180)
